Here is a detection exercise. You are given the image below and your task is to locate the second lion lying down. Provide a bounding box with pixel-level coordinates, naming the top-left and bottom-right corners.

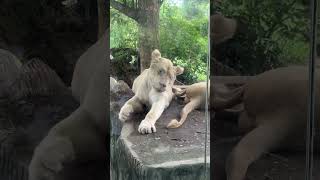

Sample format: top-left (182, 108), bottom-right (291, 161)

top-left (167, 81), bottom-right (244, 128)
top-left (119, 49), bottom-right (184, 134)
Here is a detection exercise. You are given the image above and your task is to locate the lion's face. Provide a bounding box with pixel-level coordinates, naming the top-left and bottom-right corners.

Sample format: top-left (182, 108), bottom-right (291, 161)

top-left (149, 50), bottom-right (184, 92)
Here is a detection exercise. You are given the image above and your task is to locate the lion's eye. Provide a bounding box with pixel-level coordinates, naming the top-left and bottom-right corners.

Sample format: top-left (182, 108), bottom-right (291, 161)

top-left (158, 69), bottom-right (165, 75)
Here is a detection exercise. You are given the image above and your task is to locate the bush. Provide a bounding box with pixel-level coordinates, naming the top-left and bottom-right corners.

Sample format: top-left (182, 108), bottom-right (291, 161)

top-left (213, 0), bottom-right (310, 75)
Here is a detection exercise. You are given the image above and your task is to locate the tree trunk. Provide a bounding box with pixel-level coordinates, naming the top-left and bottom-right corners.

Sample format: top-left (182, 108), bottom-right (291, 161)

top-left (97, 0), bottom-right (107, 39)
top-left (110, 0), bottom-right (162, 72)
top-left (137, 0), bottom-right (160, 72)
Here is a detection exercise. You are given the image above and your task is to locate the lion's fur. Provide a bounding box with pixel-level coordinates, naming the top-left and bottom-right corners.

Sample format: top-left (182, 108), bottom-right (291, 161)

top-left (167, 81), bottom-right (244, 128)
top-left (131, 69), bottom-right (172, 107)
top-left (119, 49), bottom-right (184, 134)
top-left (167, 82), bottom-right (207, 128)
top-left (28, 31), bottom-right (108, 180)
top-left (218, 66), bottom-right (320, 180)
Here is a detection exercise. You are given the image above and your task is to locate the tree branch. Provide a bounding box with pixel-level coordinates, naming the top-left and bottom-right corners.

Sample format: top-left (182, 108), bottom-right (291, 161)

top-left (110, 0), bottom-right (139, 21)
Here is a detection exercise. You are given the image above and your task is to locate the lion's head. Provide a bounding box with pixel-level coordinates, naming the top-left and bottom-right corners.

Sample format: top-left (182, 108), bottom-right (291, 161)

top-left (149, 49), bottom-right (184, 92)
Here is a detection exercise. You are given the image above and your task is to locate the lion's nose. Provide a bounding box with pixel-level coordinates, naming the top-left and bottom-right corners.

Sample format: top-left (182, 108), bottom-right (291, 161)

top-left (160, 83), bottom-right (166, 88)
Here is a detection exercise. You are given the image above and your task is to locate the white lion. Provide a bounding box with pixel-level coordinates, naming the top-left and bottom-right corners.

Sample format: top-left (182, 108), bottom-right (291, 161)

top-left (119, 49), bottom-right (184, 134)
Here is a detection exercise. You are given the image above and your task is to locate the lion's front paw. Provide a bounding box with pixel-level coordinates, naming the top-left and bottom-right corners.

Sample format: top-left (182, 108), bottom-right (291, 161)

top-left (29, 155), bottom-right (61, 180)
top-left (119, 105), bottom-right (134, 122)
top-left (29, 136), bottom-right (75, 180)
top-left (138, 120), bottom-right (156, 134)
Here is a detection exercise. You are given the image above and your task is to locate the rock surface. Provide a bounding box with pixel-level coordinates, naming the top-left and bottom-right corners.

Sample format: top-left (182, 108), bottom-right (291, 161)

top-left (110, 79), bottom-right (210, 180)
top-left (0, 93), bottom-right (79, 180)
top-left (9, 58), bottom-right (69, 101)
top-left (0, 49), bottom-right (21, 97)
top-left (0, 56), bottom-right (79, 180)
top-left (0, 56), bottom-right (106, 180)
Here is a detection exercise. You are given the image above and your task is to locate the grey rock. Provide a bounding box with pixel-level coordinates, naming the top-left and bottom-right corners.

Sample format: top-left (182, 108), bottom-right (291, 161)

top-left (0, 49), bottom-right (22, 97)
top-left (8, 58), bottom-right (69, 101)
top-left (110, 79), bottom-right (133, 136)
top-left (110, 80), bottom-right (210, 180)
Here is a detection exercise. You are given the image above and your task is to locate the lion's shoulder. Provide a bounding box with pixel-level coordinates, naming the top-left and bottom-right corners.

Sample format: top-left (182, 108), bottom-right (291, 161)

top-left (132, 69), bottom-right (150, 93)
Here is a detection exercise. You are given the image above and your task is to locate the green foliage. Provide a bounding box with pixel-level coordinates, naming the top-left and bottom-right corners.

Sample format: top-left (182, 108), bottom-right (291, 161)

top-left (277, 36), bottom-right (309, 66)
top-left (218, 0), bottom-right (308, 40)
top-left (215, 0), bottom-right (310, 74)
top-left (110, 8), bottom-right (139, 49)
top-left (160, 1), bottom-right (209, 83)
top-left (110, 0), bottom-right (209, 84)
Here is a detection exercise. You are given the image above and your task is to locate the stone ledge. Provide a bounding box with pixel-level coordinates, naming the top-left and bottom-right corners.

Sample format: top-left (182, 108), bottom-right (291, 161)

top-left (120, 120), bottom-right (210, 167)
top-left (110, 81), bottom-right (210, 180)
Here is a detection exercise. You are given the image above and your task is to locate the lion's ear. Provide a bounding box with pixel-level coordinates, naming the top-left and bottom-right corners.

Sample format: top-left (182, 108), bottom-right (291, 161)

top-left (174, 66), bottom-right (184, 75)
top-left (151, 49), bottom-right (161, 62)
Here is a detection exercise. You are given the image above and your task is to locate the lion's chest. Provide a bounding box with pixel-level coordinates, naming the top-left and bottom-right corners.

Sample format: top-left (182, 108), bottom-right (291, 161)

top-left (146, 89), bottom-right (172, 107)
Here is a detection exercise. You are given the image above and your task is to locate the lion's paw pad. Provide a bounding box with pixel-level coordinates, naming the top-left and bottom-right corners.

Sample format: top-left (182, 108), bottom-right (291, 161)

top-left (166, 119), bottom-right (180, 128)
top-left (138, 120), bottom-right (156, 134)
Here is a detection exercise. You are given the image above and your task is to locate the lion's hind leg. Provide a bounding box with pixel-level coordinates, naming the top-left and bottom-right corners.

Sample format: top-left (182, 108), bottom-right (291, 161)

top-left (226, 114), bottom-right (293, 180)
top-left (167, 97), bottom-right (202, 128)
